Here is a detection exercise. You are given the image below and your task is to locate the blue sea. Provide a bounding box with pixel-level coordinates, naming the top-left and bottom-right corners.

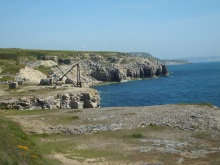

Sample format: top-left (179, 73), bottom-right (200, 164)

top-left (93, 62), bottom-right (220, 108)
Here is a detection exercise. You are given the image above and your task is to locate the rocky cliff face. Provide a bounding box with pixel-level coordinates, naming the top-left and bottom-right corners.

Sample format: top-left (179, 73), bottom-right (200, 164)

top-left (80, 59), bottom-right (168, 82)
top-left (12, 51), bottom-right (168, 85)
top-left (1, 86), bottom-right (100, 110)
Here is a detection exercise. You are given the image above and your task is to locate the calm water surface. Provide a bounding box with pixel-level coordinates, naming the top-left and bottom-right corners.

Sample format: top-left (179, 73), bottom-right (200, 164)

top-left (93, 62), bottom-right (220, 107)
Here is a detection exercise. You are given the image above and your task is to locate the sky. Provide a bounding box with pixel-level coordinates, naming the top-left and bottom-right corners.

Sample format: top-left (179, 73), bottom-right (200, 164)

top-left (0, 0), bottom-right (220, 59)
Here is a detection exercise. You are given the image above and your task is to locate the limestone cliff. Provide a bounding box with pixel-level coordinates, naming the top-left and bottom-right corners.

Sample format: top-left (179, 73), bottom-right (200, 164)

top-left (83, 59), bottom-right (168, 82)
top-left (49, 52), bottom-right (168, 85)
top-left (0, 49), bottom-right (168, 85)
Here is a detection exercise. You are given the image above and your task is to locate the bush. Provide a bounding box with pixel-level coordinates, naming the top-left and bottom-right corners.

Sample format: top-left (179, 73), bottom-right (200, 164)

top-left (130, 133), bottom-right (144, 139)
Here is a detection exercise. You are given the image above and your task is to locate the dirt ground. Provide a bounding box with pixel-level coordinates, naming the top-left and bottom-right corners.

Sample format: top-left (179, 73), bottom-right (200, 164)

top-left (3, 104), bottom-right (220, 165)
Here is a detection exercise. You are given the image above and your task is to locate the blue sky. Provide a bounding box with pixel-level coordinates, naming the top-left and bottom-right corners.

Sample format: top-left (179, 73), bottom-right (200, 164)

top-left (0, 0), bottom-right (220, 59)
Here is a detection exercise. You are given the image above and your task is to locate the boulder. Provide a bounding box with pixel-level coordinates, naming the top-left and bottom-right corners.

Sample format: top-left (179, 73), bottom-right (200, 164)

top-left (81, 93), bottom-right (91, 101)
top-left (83, 100), bottom-right (96, 108)
top-left (9, 82), bottom-right (19, 89)
top-left (62, 94), bottom-right (70, 100)
top-left (40, 78), bottom-right (53, 85)
top-left (61, 100), bottom-right (70, 109)
top-left (58, 58), bottom-right (71, 65)
top-left (69, 101), bottom-right (84, 109)
top-left (65, 79), bottom-right (74, 84)
top-left (162, 65), bottom-right (169, 76)
top-left (56, 81), bottom-right (63, 86)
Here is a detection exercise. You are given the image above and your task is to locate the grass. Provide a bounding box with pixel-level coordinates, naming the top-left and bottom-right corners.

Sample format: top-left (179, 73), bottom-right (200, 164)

top-left (193, 132), bottom-right (211, 139)
top-left (71, 116), bottom-right (80, 119)
top-left (177, 102), bottom-right (214, 108)
top-left (0, 116), bottom-right (50, 165)
top-left (0, 103), bottom-right (8, 110)
top-left (0, 59), bottom-right (25, 75)
top-left (37, 66), bottom-right (53, 76)
top-left (28, 126), bottom-right (168, 162)
top-left (0, 48), bottom-right (138, 66)
top-left (31, 132), bottom-right (131, 162)
top-left (130, 133), bottom-right (144, 139)
top-left (2, 109), bottom-right (60, 116)
top-left (0, 75), bottom-right (15, 81)
top-left (49, 115), bottom-right (81, 125)
top-left (0, 48), bottom-right (120, 59)
top-left (66, 109), bottom-right (83, 113)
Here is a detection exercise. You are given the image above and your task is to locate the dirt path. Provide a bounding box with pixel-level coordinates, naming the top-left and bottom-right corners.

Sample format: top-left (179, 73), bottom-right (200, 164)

top-left (52, 153), bottom-right (124, 165)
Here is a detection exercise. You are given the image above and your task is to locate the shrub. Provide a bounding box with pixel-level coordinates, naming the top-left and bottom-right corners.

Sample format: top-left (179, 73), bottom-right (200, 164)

top-left (130, 133), bottom-right (144, 139)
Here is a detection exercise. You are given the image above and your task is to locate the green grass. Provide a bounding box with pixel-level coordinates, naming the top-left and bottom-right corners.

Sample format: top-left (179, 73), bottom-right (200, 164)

top-left (0, 48), bottom-right (136, 64)
top-left (0, 59), bottom-right (25, 75)
top-left (3, 109), bottom-right (60, 116)
top-left (193, 132), bottom-right (211, 139)
top-left (147, 125), bottom-right (168, 131)
top-left (0, 116), bottom-right (50, 165)
top-left (37, 66), bottom-right (53, 76)
top-left (0, 103), bottom-right (8, 110)
top-left (31, 133), bottom-right (130, 162)
top-left (178, 102), bottom-right (214, 108)
top-left (71, 116), bottom-right (80, 120)
top-left (28, 126), bottom-right (168, 162)
top-left (130, 133), bottom-right (144, 139)
top-left (66, 109), bottom-right (83, 113)
top-left (0, 75), bottom-right (15, 81)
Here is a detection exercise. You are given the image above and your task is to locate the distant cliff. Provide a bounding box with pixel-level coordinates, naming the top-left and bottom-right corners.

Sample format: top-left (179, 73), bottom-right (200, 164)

top-left (160, 60), bottom-right (189, 65)
top-left (0, 49), bottom-right (168, 85)
top-left (176, 56), bottom-right (220, 63)
top-left (82, 58), bottom-right (168, 82)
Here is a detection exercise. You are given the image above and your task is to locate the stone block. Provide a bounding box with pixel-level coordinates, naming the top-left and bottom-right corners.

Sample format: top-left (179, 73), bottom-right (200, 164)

top-left (9, 82), bottom-right (18, 89)
top-left (83, 100), bottom-right (97, 108)
top-left (40, 78), bottom-right (53, 85)
top-left (81, 93), bottom-right (91, 101)
top-left (62, 94), bottom-right (70, 100)
top-left (56, 81), bottom-right (62, 86)
top-left (69, 101), bottom-right (84, 109)
top-left (60, 100), bottom-right (70, 109)
top-left (65, 79), bottom-right (74, 84)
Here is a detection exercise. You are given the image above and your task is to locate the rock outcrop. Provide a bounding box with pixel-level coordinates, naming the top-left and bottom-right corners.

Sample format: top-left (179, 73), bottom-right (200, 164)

top-left (81, 60), bottom-right (168, 82)
top-left (0, 86), bottom-right (100, 110)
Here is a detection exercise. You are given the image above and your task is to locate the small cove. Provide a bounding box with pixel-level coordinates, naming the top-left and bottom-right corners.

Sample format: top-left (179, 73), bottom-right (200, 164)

top-left (93, 62), bottom-right (220, 108)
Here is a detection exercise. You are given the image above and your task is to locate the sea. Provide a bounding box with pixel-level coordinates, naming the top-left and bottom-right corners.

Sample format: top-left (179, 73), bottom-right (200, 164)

top-left (93, 62), bottom-right (220, 108)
